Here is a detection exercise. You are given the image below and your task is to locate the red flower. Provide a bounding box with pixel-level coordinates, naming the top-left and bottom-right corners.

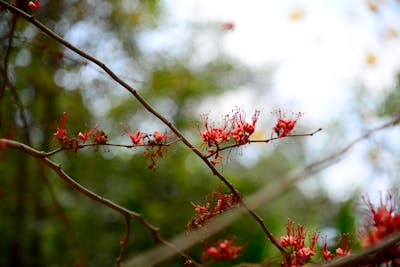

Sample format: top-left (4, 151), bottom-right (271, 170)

top-left (123, 129), bottom-right (142, 145)
top-left (198, 114), bottom-right (230, 146)
top-left (153, 130), bottom-right (166, 143)
top-left (322, 241), bottom-right (334, 261)
top-left (335, 234), bottom-right (351, 257)
top-left (361, 194), bottom-right (400, 249)
top-left (335, 247), bottom-right (350, 257)
top-left (202, 238), bottom-right (247, 262)
top-left (191, 202), bottom-right (210, 213)
top-left (54, 112), bottom-right (68, 140)
top-left (187, 187), bottom-right (239, 231)
top-left (28, 0), bottom-right (40, 11)
top-left (280, 219), bottom-right (318, 266)
top-left (230, 109), bottom-right (260, 145)
top-left (78, 124), bottom-right (98, 142)
top-left (272, 109), bottom-right (302, 138)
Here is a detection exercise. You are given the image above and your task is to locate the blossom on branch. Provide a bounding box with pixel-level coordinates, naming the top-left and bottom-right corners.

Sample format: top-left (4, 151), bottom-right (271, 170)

top-left (93, 130), bottom-right (108, 144)
top-left (280, 219), bottom-right (318, 266)
top-left (78, 124), bottom-right (98, 142)
top-left (360, 193), bottom-right (400, 262)
top-left (54, 112), bottom-right (68, 141)
top-left (230, 108), bottom-right (260, 145)
top-left (152, 130), bottom-right (167, 144)
top-left (197, 109), bottom-right (262, 165)
top-left (187, 186), bottom-right (240, 231)
top-left (202, 238), bottom-right (247, 262)
top-left (198, 114), bottom-right (230, 147)
top-left (335, 234), bottom-right (352, 257)
top-left (322, 241), bottom-right (334, 261)
top-left (272, 109), bottom-right (302, 138)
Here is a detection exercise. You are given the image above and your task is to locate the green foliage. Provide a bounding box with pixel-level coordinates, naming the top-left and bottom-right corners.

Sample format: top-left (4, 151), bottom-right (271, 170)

top-left (379, 73), bottom-right (400, 117)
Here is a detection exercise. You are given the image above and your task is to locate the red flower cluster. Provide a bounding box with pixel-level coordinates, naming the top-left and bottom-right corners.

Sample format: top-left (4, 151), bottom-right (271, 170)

top-left (231, 108), bottom-right (260, 145)
top-left (280, 219), bottom-right (319, 266)
top-left (360, 194), bottom-right (400, 260)
top-left (322, 241), bottom-right (334, 261)
top-left (198, 114), bottom-right (230, 147)
top-left (279, 219), bottom-right (353, 266)
top-left (202, 238), bottom-right (247, 262)
top-left (122, 127), bottom-right (172, 169)
top-left (335, 236), bottom-right (351, 257)
top-left (54, 112), bottom-right (69, 141)
top-left (197, 109), bottom-right (260, 165)
top-left (272, 109), bottom-right (302, 138)
top-left (321, 234), bottom-right (351, 263)
top-left (123, 128), bottom-right (169, 146)
top-left (53, 112), bottom-right (100, 151)
top-left (187, 187), bottom-right (240, 231)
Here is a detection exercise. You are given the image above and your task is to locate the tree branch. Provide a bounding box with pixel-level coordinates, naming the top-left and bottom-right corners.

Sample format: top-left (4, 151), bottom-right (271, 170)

top-left (0, 0), bottom-right (284, 252)
top-left (0, 138), bottom-right (202, 267)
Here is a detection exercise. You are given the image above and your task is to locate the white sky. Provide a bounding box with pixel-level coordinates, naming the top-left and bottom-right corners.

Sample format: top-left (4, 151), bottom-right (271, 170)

top-left (160, 0), bottom-right (400, 202)
top-left (165, 0), bottom-right (400, 119)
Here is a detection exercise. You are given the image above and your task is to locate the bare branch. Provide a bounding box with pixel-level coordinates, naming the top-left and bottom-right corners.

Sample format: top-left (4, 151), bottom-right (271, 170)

top-left (116, 215), bottom-right (131, 267)
top-left (0, 138), bottom-right (202, 266)
top-left (0, 10), bottom-right (31, 144)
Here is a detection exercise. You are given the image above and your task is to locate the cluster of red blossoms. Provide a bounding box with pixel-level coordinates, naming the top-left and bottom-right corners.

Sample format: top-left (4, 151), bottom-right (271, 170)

top-left (198, 108), bottom-right (260, 165)
top-left (53, 112), bottom-right (170, 169)
top-left (53, 112), bottom-right (106, 151)
top-left (272, 109), bottom-right (302, 138)
top-left (280, 219), bottom-right (319, 266)
top-left (122, 128), bottom-right (172, 169)
top-left (187, 187), bottom-right (240, 231)
top-left (122, 128), bottom-right (169, 146)
top-left (202, 238), bottom-right (247, 262)
top-left (279, 219), bottom-right (351, 267)
top-left (199, 108), bottom-right (259, 147)
top-left (197, 108), bottom-right (301, 165)
top-left (360, 194), bottom-right (400, 263)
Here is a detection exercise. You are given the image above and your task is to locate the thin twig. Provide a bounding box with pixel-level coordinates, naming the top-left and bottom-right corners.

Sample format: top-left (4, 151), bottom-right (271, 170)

top-left (206, 128), bottom-right (323, 159)
top-left (116, 215), bottom-right (131, 267)
top-left (43, 138), bottom-right (182, 157)
top-left (0, 10), bottom-right (32, 145)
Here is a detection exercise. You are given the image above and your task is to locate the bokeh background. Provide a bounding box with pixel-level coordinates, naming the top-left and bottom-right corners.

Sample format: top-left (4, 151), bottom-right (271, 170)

top-left (1, 0), bottom-right (400, 266)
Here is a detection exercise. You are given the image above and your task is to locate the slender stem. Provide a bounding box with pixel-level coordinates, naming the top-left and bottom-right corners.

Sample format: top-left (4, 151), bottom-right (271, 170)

top-left (116, 215), bottom-right (131, 267)
top-left (0, 11), bottom-right (31, 145)
top-left (43, 138), bottom-right (182, 157)
top-left (206, 128), bottom-right (323, 159)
